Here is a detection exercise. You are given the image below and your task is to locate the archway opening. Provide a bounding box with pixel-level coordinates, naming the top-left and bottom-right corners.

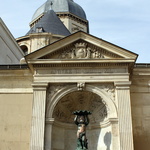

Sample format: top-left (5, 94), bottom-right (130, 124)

top-left (51, 90), bottom-right (110, 150)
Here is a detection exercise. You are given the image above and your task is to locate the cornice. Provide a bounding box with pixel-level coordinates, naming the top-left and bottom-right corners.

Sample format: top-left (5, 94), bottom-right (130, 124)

top-left (32, 82), bottom-right (48, 91)
top-left (29, 12), bottom-right (88, 28)
top-left (28, 59), bottom-right (135, 64)
top-left (114, 81), bottom-right (131, 90)
top-left (26, 59), bottom-right (134, 69)
top-left (57, 12), bottom-right (88, 25)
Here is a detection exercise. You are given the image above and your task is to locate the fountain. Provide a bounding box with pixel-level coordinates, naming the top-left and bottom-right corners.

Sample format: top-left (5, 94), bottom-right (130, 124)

top-left (73, 110), bottom-right (91, 150)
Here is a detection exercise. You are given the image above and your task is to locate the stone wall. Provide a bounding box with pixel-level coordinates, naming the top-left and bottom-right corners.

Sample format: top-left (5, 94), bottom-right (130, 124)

top-left (0, 69), bottom-right (33, 150)
top-left (0, 93), bottom-right (33, 150)
top-left (0, 66), bottom-right (150, 150)
top-left (131, 66), bottom-right (150, 150)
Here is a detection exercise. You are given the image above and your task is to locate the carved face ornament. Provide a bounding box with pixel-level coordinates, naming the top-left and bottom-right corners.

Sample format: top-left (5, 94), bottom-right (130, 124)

top-left (74, 43), bottom-right (87, 59)
top-left (76, 47), bottom-right (86, 58)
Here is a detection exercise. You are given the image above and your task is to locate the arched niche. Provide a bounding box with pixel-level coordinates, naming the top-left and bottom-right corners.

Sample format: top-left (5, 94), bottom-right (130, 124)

top-left (53, 90), bottom-right (108, 124)
top-left (46, 84), bottom-right (117, 122)
top-left (45, 84), bottom-right (118, 150)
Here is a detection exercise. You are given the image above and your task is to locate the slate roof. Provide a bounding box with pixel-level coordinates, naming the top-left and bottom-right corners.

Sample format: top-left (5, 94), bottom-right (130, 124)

top-left (26, 9), bottom-right (71, 36)
top-left (32, 0), bottom-right (87, 21)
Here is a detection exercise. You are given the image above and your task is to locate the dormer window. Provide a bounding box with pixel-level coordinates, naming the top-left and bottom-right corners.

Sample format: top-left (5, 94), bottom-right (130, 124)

top-left (20, 45), bottom-right (28, 55)
top-left (36, 27), bottom-right (44, 33)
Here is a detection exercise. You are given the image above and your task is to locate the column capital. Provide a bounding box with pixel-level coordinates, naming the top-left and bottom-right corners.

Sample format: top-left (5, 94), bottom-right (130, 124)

top-left (45, 118), bottom-right (55, 124)
top-left (109, 118), bottom-right (118, 124)
top-left (32, 82), bottom-right (48, 91)
top-left (114, 81), bottom-right (131, 90)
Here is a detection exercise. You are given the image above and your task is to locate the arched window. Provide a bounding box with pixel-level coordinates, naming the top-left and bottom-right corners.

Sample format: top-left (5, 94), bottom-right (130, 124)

top-left (20, 45), bottom-right (28, 55)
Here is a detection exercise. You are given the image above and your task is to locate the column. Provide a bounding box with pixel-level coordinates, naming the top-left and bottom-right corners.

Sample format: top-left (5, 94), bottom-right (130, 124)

top-left (45, 118), bottom-right (55, 150)
top-left (30, 83), bottom-right (48, 150)
top-left (109, 118), bottom-right (120, 150)
top-left (115, 81), bottom-right (134, 150)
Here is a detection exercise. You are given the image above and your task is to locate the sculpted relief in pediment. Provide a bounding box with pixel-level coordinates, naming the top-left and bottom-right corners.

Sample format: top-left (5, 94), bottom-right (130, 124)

top-left (40, 41), bottom-right (122, 59)
top-left (61, 42), bottom-right (105, 59)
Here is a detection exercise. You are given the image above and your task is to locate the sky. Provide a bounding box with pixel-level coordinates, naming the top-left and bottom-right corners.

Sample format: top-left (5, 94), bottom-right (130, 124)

top-left (1, 0), bottom-right (150, 63)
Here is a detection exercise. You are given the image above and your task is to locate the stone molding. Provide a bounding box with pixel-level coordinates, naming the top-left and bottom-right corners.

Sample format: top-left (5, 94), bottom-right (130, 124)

top-left (45, 118), bottom-right (55, 124)
top-left (57, 13), bottom-right (88, 25)
top-left (47, 119), bottom-right (114, 130)
top-left (36, 68), bottom-right (128, 75)
top-left (0, 88), bottom-right (33, 93)
top-left (114, 81), bottom-right (131, 90)
top-left (46, 83), bottom-right (117, 124)
top-left (32, 82), bottom-right (48, 90)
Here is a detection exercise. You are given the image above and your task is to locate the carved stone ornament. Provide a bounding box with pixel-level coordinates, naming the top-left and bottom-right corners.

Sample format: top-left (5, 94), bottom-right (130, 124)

top-left (46, 84), bottom-right (65, 101)
top-left (77, 82), bottom-right (85, 91)
top-left (97, 84), bottom-right (115, 102)
top-left (60, 42), bottom-right (105, 59)
top-left (52, 91), bottom-right (109, 124)
top-left (46, 84), bottom-right (70, 117)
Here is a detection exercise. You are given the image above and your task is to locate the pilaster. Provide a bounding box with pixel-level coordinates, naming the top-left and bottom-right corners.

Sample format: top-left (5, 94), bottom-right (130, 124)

top-left (30, 83), bottom-right (48, 150)
top-left (109, 118), bottom-right (119, 150)
top-left (115, 81), bottom-right (134, 150)
top-left (45, 118), bottom-right (55, 150)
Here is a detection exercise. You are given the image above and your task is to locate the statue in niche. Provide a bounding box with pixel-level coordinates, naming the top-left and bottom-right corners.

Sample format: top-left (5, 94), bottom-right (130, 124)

top-left (73, 110), bottom-right (91, 150)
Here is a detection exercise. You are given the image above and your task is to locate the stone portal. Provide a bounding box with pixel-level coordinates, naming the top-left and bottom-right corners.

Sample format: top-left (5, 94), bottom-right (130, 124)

top-left (45, 85), bottom-right (118, 150)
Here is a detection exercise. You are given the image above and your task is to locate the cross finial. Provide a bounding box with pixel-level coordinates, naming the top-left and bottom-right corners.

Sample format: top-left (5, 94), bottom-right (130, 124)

top-left (50, 1), bottom-right (53, 10)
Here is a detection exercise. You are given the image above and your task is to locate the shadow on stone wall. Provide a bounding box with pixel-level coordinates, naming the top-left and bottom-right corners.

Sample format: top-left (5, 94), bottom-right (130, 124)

top-left (104, 131), bottom-right (111, 150)
top-left (87, 128), bottom-right (101, 150)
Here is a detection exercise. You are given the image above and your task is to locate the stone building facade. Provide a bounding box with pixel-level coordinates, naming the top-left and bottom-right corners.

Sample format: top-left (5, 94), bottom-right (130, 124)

top-left (0, 0), bottom-right (150, 150)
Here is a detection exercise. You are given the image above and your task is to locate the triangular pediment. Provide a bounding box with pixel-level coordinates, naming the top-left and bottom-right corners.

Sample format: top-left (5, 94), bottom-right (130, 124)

top-left (39, 39), bottom-right (123, 60)
top-left (25, 31), bottom-right (138, 61)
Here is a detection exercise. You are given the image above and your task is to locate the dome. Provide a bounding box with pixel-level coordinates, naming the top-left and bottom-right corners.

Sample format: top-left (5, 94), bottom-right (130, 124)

top-left (32, 0), bottom-right (87, 21)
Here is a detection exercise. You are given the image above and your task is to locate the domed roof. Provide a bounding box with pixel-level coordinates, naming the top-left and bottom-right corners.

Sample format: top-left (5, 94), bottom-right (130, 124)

top-left (32, 0), bottom-right (87, 21)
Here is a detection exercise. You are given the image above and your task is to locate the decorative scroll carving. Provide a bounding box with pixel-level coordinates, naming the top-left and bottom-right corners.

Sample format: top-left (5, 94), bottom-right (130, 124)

top-left (88, 84), bottom-right (115, 102)
top-left (99, 84), bottom-right (115, 102)
top-left (46, 84), bottom-right (72, 117)
top-left (60, 42), bottom-right (105, 59)
top-left (46, 84), bottom-right (65, 101)
top-left (77, 82), bottom-right (85, 91)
